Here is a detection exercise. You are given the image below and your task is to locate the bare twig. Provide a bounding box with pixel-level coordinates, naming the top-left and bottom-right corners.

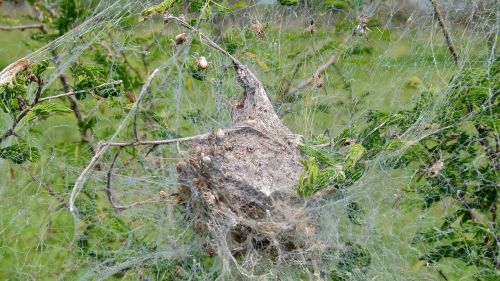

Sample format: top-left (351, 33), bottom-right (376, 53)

top-left (69, 126), bottom-right (250, 216)
top-left (164, 15), bottom-right (243, 67)
top-left (69, 141), bottom-right (110, 215)
top-left (106, 148), bottom-right (166, 212)
top-left (282, 53), bottom-right (338, 100)
top-left (429, 0), bottom-right (459, 66)
top-left (70, 69), bottom-right (159, 216)
top-left (37, 80), bottom-right (123, 102)
top-left (0, 24), bottom-right (46, 32)
top-left (134, 69), bottom-right (159, 142)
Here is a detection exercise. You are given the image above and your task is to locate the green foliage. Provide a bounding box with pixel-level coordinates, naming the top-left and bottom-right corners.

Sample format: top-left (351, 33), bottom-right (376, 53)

top-left (297, 142), bottom-right (365, 197)
top-left (325, 0), bottom-right (350, 10)
top-left (0, 83), bottom-right (27, 114)
top-left (56, 0), bottom-right (81, 34)
top-left (0, 61), bottom-right (49, 114)
top-left (93, 50), bottom-right (141, 90)
top-left (353, 61), bottom-right (500, 276)
top-left (0, 142), bottom-right (40, 164)
top-left (71, 64), bottom-right (121, 99)
top-left (278, 0), bottom-right (299, 6)
top-left (140, 0), bottom-right (180, 21)
top-left (345, 144), bottom-right (365, 169)
top-left (25, 103), bottom-right (73, 122)
top-left (330, 243), bottom-right (371, 281)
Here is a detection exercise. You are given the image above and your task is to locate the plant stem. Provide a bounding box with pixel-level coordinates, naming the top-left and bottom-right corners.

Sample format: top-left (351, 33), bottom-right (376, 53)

top-left (429, 0), bottom-right (459, 66)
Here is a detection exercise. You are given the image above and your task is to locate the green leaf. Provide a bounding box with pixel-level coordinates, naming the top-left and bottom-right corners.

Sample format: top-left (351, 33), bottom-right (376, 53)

top-left (140, 0), bottom-right (180, 21)
top-left (0, 142), bottom-right (40, 164)
top-left (56, 0), bottom-right (81, 34)
top-left (278, 0), bottom-right (298, 6)
top-left (325, 0), bottom-right (351, 10)
top-left (30, 60), bottom-right (49, 76)
top-left (25, 103), bottom-right (73, 122)
top-left (345, 144), bottom-right (366, 169)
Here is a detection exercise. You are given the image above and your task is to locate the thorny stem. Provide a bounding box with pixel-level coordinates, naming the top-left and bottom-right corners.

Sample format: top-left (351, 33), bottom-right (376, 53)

top-left (429, 0), bottom-right (460, 66)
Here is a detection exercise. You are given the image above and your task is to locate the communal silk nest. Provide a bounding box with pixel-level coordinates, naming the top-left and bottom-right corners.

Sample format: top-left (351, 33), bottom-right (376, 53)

top-left (175, 63), bottom-right (329, 276)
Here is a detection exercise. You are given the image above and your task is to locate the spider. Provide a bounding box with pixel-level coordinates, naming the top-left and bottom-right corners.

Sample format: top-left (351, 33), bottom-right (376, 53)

top-left (353, 13), bottom-right (371, 37)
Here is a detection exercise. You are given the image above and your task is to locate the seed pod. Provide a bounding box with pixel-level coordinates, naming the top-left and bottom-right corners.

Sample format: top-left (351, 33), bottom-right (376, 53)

top-left (175, 33), bottom-right (187, 45)
top-left (202, 155), bottom-right (212, 165)
top-left (159, 190), bottom-right (168, 200)
top-left (313, 74), bottom-right (324, 88)
top-left (197, 56), bottom-right (209, 70)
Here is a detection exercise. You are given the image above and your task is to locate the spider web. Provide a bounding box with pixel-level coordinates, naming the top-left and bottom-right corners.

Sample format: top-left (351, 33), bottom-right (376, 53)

top-left (0, 0), bottom-right (498, 280)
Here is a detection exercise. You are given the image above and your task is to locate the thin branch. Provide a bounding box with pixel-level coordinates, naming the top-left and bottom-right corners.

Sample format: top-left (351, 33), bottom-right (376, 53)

top-left (134, 69), bottom-right (159, 142)
top-left (106, 149), bottom-right (165, 212)
top-left (106, 148), bottom-right (124, 212)
top-left (0, 80), bottom-right (122, 145)
top-left (164, 15), bottom-right (243, 67)
top-left (429, 0), bottom-right (459, 66)
top-left (37, 80), bottom-right (123, 102)
top-left (282, 53), bottom-right (338, 100)
top-left (69, 141), bottom-right (109, 215)
top-left (69, 126), bottom-right (250, 216)
top-left (0, 24), bottom-right (45, 32)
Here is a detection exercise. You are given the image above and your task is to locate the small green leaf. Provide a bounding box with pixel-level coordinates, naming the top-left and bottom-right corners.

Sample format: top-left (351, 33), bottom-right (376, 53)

top-left (345, 144), bottom-right (366, 169)
top-left (278, 0), bottom-right (298, 6)
top-left (140, 0), bottom-right (180, 21)
top-left (0, 142), bottom-right (40, 164)
top-left (25, 103), bottom-right (72, 122)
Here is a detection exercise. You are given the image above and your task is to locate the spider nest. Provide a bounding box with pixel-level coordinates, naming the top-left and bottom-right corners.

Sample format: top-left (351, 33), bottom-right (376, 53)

top-left (175, 62), bottom-right (329, 276)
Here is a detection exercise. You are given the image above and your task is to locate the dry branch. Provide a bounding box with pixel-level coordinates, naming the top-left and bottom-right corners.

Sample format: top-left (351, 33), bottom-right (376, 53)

top-left (69, 69), bottom-right (159, 216)
top-left (38, 80), bottom-right (122, 102)
top-left (429, 0), bottom-right (460, 65)
top-left (0, 24), bottom-right (46, 32)
top-left (283, 53), bottom-right (338, 100)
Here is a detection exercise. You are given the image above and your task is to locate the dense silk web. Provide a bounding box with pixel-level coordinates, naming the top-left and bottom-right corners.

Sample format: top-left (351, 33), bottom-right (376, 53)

top-left (0, 1), bottom-right (497, 280)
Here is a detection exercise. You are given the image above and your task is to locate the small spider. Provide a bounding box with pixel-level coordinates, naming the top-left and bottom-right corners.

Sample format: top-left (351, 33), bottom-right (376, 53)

top-left (305, 20), bottom-right (315, 34)
top-left (250, 19), bottom-right (266, 40)
top-left (353, 13), bottom-right (371, 37)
